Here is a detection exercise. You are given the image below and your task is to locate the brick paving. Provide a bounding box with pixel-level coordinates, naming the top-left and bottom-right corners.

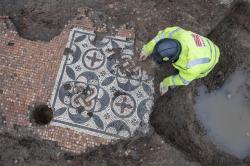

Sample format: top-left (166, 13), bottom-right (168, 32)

top-left (0, 8), bottom-right (136, 153)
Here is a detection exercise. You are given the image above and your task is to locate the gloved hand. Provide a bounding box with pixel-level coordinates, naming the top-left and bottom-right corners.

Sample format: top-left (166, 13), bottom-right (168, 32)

top-left (139, 49), bottom-right (149, 61)
top-left (160, 82), bottom-right (169, 96)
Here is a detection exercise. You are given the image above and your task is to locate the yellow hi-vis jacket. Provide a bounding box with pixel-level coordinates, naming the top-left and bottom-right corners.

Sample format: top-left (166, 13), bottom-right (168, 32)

top-left (142, 26), bottom-right (220, 87)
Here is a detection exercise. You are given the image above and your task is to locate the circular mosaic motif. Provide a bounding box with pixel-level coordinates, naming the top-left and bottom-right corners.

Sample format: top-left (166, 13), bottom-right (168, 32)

top-left (111, 94), bottom-right (136, 118)
top-left (83, 49), bottom-right (105, 70)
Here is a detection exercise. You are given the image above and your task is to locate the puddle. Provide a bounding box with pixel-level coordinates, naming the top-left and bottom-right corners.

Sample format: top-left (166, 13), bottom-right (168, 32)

top-left (195, 70), bottom-right (250, 159)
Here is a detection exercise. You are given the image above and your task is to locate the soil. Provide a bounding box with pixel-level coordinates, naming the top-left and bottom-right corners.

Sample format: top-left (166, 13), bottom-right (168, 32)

top-left (0, 0), bottom-right (104, 41)
top-left (0, 0), bottom-right (232, 41)
top-left (0, 126), bottom-right (199, 166)
top-left (0, 127), bottom-right (66, 165)
top-left (1, 0), bottom-right (250, 165)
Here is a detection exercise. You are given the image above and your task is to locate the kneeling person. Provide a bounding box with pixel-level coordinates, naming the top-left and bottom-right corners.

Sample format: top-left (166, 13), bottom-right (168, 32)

top-left (140, 26), bottom-right (220, 95)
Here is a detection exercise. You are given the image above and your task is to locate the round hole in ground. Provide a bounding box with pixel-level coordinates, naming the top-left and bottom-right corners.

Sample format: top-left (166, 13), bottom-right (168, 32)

top-left (30, 105), bottom-right (53, 125)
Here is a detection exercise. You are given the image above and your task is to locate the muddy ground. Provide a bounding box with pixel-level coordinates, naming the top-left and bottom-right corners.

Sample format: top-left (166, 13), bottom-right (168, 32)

top-left (1, 0), bottom-right (250, 165)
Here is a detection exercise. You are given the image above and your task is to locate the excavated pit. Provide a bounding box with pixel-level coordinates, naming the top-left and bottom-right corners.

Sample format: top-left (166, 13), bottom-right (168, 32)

top-left (1, 0), bottom-right (250, 165)
top-left (151, 2), bottom-right (250, 165)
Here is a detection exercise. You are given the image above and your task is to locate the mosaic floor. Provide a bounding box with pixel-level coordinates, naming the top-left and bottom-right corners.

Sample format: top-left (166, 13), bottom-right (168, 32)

top-left (50, 28), bottom-right (154, 139)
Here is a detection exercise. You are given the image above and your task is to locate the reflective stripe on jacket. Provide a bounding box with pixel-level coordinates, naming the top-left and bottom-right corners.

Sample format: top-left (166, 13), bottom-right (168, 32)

top-left (142, 26), bottom-right (220, 87)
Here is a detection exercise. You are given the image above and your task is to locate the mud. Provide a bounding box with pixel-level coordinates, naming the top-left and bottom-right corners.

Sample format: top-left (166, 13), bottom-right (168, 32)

top-left (0, 0), bottom-right (250, 165)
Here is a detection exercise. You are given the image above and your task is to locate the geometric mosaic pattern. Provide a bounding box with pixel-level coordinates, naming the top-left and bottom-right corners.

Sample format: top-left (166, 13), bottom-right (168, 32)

top-left (50, 28), bottom-right (154, 139)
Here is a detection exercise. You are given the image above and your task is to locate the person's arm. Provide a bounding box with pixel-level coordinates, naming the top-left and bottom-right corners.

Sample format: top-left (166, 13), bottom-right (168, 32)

top-left (142, 26), bottom-right (182, 56)
top-left (161, 70), bottom-right (199, 87)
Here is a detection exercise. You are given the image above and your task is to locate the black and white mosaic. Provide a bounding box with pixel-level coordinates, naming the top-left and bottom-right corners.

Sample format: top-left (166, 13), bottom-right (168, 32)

top-left (50, 28), bottom-right (154, 139)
